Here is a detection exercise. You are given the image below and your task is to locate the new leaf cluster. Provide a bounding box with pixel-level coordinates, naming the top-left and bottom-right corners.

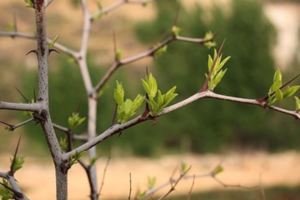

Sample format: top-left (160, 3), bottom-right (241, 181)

top-left (268, 69), bottom-right (300, 110)
top-left (114, 74), bottom-right (178, 123)
top-left (206, 49), bottom-right (230, 91)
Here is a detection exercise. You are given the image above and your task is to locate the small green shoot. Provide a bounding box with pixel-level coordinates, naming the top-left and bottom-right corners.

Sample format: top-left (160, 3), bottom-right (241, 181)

top-left (142, 74), bottom-right (178, 115)
top-left (206, 49), bottom-right (230, 91)
top-left (114, 81), bottom-right (144, 123)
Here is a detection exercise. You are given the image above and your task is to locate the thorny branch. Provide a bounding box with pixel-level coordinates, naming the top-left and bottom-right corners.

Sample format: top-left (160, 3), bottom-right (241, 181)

top-left (0, 172), bottom-right (29, 200)
top-left (0, 101), bottom-right (43, 112)
top-left (0, 118), bottom-right (34, 131)
top-left (64, 89), bottom-right (300, 160)
top-left (0, 31), bottom-right (78, 58)
top-left (94, 34), bottom-right (212, 93)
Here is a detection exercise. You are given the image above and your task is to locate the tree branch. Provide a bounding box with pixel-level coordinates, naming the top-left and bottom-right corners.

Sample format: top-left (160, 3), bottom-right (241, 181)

top-left (0, 117), bottom-right (34, 131)
top-left (64, 90), bottom-right (299, 160)
top-left (90, 0), bottom-right (152, 21)
top-left (94, 35), bottom-right (211, 93)
top-left (0, 31), bottom-right (78, 58)
top-left (0, 101), bottom-right (42, 112)
top-left (53, 123), bottom-right (88, 141)
top-left (0, 172), bottom-right (29, 200)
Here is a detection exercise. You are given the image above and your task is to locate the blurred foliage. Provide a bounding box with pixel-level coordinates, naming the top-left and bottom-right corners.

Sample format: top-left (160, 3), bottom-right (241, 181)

top-left (19, 0), bottom-right (300, 156)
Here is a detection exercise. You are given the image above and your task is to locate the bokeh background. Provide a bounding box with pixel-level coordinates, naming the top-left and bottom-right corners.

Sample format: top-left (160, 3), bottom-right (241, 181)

top-left (0, 0), bottom-right (300, 199)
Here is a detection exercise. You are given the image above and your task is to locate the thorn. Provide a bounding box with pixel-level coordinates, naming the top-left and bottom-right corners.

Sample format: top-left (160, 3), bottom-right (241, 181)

top-left (9, 136), bottom-right (22, 175)
top-left (49, 48), bottom-right (59, 55)
top-left (145, 66), bottom-right (150, 76)
top-left (13, 12), bottom-right (18, 33)
top-left (173, 3), bottom-right (181, 27)
top-left (25, 49), bottom-right (38, 56)
top-left (15, 87), bottom-right (29, 103)
top-left (33, 89), bottom-right (37, 102)
top-left (0, 120), bottom-right (13, 131)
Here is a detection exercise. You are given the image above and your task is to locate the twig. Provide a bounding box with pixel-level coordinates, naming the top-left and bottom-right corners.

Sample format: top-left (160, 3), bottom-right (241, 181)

top-left (90, 0), bottom-right (152, 21)
top-left (259, 173), bottom-right (266, 200)
top-left (0, 118), bottom-right (34, 131)
top-left (53, 123), bottom-right (88, 141)
top-left (94, 34), bottom-right (211, 93)
top-left (212, 176), bottom-right (258, 190)
top-left (99, 157), bottom-right (111, 197)
top-left (0, 31), bottom-right (78, 58)
top-left (0, 101), bottom-right (42, 112)
top-left (64, 90), bottom-right (300, 160)
top-left (187, 175), bottom-right (195, 200)
top-left (157, 166), bottom-right (191, 200)
top-left (128, 172), bottom-right (132, 200)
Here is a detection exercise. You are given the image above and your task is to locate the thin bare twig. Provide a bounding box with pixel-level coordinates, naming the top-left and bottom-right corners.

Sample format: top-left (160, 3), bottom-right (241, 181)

top-left (187, 175), bottom-right (195, 200)
top-left (0, 118), bottom-right (34, 131)
top-left (128, 172), bottom-right (132, 200)
top-left (158, 166), bottom-right (191, 200)
top-left (53, 123), bottom-right (88, 142)
top-left (0, 31), bottom-right (78, 57)
top-left (99, 157), bottom-right (111, 197)
top-left (94, 34), bottom-right (211, 93)
top-left (0, 101), bottom-right (42, 112)
top-left (90, 0), bottom-right (152, 21)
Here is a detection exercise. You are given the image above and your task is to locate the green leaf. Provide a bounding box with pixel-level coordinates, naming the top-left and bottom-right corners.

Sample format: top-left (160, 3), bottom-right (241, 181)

top-left (282, 85), bottom-right (300, 98)
top-left (0, 180), bottom-right (13, 200)
top-left (207, 55), bottom-right (213, 71)
top-left (136, 191), bottom-right (146, 199)
top-left (211, 164), bottom-right (224, 176)
top-left (204, 41), bottom-right (217, 49)
top-left (71, 0), bottom-right (81, 7)
top-left (116, 87), bottom-right (144, 123)
top-left (206, 50), bottom-right (230, 91)
top-left (163, 86), bottom-right (178, 107)
top-left (204, 32), bottom-right (216, 49)
top-left (131, 95), bottom-right (144, 112)
top-left (209, 69), bottom-right (228, 90)
top-left (204, 31), bottom-right (214, 41)
top-left (90, 157), bottom-right (98, 166)
top-left (59, 137), bottom-right (68, 151)
top-left (141, 74), bottom-right (177, 115)
top-left (114, 81), bottom-right (125, 105)
top-left (154, 45), bottom-right (168, 58)
top-left (171, 26), bottom-right (181, 36)
top-left (269, 69), bottom-right (282, 95)
top-left (115, 49), bottom-right (123, 61)
top-left (68, 113), bottom-right (86, 129)
top-left (142, 73), bottom-right (157, 99)
top-left (273, 69), bottom-right (282, 84)
top-left (70, 151), bottom-right (83, 166)
top-left (48, 35), bottom-right (59, 48)
top-left (24, 0), bottom-right (34, 8)
top-left (295, 96), bottom-right (300, 112)
top-left (147, 176), bottom-right (156, 189)
top-left (180, 162), bottom-right (189, 174)
top-left (10, 156), bottom-right (25, 173)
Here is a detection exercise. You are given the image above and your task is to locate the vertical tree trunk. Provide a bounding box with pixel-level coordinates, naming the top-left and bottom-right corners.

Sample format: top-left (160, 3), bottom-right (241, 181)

top-left (87, 96), bottom-right (99, 200)
top-left (55, 165), bottom-right (68, 200)
top-left (34, 1), bottom-right (68, 200)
